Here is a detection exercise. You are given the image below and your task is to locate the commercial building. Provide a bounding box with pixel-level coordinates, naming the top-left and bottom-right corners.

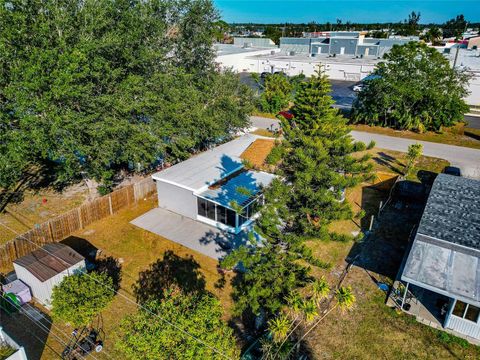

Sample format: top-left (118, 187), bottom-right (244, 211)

top-left (396, 174), bottom-right (480, 342)
top-left (13, 243), bottom-right (85, 308)
top-left (233, 37), bottom-right (277, 48)
top-left (243, 52), bottom-right (380, 81)
top-left (215, 42), bottom-right (280, 73)
top-left (279, 32), bottom-right (419, 58)
top-left (152, 135), bottom-right (275, 234)
top-left (443, 47), bottom-right (480, 107)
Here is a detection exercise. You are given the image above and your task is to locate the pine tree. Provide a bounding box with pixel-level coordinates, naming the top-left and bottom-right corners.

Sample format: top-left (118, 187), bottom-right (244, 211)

top-left (222, 68), bottom-right (370, 322)
top-left (282, 67), bottom-right (374, 238)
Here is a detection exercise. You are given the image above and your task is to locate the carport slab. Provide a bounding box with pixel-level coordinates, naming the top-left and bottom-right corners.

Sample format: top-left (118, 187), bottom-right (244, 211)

top-left (130, 208), bottom-right (250, 260)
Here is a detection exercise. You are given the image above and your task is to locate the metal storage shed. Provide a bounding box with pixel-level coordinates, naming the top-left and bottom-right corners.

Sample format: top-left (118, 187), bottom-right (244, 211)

top-left (13, 243), bottom-right (85, 308)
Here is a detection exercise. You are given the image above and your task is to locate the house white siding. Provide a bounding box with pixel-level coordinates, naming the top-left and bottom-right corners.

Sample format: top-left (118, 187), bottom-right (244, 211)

top-left (156, 180), bottom-right (197, 219)
top-left (13, 260), bottom-right (85, 308)
top-left (446, 314), bottom-right (480, 340)
top-left (0, 327), bottom-right (28, 360)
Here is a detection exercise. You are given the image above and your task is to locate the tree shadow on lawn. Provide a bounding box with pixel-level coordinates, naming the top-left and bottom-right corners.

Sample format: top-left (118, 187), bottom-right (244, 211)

top-left (371, 151), bottom-right (405, 175)
top-left (133, 250), bottom-right (207, 304)
top-left (0, 304), bottom-right (53, 360)
top-left (61, 236), bottom-right (122, 291)
top-left (347, 180), bottom-right (427, 279)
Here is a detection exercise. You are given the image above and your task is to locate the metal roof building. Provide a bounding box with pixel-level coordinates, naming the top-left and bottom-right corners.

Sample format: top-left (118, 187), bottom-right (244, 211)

top-left (152, 135), bottom-right (275, 234)
top-left (400, 174), bottom-right (480, 340)
top-left (13, 243), bottom-right (85, 308)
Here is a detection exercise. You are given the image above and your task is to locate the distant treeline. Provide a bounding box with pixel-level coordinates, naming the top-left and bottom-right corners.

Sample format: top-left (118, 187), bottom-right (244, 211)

top-left (229, 13), bottom-right (479, 44)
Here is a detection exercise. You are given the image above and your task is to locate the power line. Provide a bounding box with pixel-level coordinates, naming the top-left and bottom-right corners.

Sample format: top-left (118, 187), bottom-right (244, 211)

top-left (0, 222), bottom-right (233, 360)
top-left (1, 300), bottom-right (105, 360)
top-left (22, 303), bottom-right (113, 360)
top-left (0, 303), bottom-right (64, 359)
top-left (1, 301), bottom-right (70, 359)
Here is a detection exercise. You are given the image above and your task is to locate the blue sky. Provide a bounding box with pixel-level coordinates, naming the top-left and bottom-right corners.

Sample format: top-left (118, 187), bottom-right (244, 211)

top-left (214, 1), bottom-right (480, 24)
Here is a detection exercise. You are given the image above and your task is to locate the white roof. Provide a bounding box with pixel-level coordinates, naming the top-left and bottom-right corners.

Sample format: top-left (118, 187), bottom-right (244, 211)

top-left (152, 135), bottom-right (259, 191)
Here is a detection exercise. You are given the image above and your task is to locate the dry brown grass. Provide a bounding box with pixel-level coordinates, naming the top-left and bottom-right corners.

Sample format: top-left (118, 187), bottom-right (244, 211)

top-left (0, 185), bottom-right (89, 244)
top-left (250, 128), bottom-right (276, 137)
top-left (240, 138), bottom-right (276, 168)
top-left (2, 197), bottom-right (235, 360)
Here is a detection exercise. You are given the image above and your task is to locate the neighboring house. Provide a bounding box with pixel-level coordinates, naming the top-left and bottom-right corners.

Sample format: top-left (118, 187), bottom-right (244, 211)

top-left (0, 327), bottom-right (28, 360)
top-left (397, 174), bottom-right (480, 342)
top-left (152, 135), bottom-right (275, 234)
top-left (13, 243), bottom-right (85, 308)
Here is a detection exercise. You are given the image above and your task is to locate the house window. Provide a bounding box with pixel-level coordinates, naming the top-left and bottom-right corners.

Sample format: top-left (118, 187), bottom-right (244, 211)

top-left (198, 197), bottom-right (237, 228)
top-left (197, 198), bottom-right (207, 217)
top-left (226, 208), bottom-right (236, 227)
top-left (216, 205), bottom-right (227, 224)
top-left (453, 300), bottom-right (480, 323)
top-left (465, 305), bottom-right (480, 322)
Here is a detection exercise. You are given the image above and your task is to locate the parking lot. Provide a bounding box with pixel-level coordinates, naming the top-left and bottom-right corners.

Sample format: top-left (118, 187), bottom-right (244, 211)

top-left (330, 80), bottom-right (357, 109)
top-left (239, 72), bottom-right (358, 109)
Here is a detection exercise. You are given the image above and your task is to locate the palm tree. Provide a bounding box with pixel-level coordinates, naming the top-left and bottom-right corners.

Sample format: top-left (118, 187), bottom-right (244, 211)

top-left (425, 27), bottom-right (442, 44)
top-left (283, 287), bottom-right (356, 359)
top-left (301, 299), bottom-right (319, 324)
top-left (268, 315), bottom-right (292, 343)
top-left (285, 291), bottom-right (303, 316)
top-left (311, 277), bottom-right (330, 306)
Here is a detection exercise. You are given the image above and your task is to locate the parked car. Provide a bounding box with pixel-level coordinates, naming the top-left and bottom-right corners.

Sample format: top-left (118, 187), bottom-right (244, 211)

top-left (352, 83), bottom-right (364, 92)
top-left (277, 111), bottom-right (293, 120)
top-left (353, 74), bottom-right (381, 92)
top-left (443, 166), bottom-right (461, 176)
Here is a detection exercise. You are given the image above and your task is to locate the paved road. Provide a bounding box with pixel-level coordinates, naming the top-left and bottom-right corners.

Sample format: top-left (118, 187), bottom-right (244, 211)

top-left (464, 115), bottom-right (480, 129)
top-left (350, 131), bottom-right (480, 178)
top-left (250, 116), bottom-right (480, 178)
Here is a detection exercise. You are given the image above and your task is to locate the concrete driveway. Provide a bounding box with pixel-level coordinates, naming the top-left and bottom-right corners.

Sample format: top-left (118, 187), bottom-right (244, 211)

top-left (250, 116), bottom-right (480, 178)
top-left (131, 208), bottom-right (251, 260)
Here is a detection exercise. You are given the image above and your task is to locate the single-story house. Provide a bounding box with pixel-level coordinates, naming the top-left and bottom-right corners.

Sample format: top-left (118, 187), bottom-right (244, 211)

top-left (399, 174), bottom-right (480, 341)
top-left (13, 243), bottom-right (85, 308)
top-left (152, 134), bottom-right (276, 234)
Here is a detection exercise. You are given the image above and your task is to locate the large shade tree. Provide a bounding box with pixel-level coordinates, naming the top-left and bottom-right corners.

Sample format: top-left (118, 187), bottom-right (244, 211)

top-left (118, 286), bottom-right (239, 360)
top-left (51, 272), bottom-right (115, 328)
top-left (351, 42), bottom-right (470, 132)
top-left (0, 0), bottom-right (253, 189)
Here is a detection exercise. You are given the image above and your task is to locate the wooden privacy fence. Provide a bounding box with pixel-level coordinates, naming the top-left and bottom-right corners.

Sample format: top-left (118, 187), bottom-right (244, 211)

top-left (0, 177), bottom-right (156, 269)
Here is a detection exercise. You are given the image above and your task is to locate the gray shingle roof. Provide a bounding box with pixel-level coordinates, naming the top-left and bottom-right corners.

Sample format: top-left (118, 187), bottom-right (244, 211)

top-left (14, 243), bottom-right (84, 282)
top-left (417, 174), bottom-right (480, 250)
top-left (402, 174), bottom-right (480, 305)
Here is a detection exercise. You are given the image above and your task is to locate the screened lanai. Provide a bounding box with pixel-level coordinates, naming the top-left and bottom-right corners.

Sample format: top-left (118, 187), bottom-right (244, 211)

top-left (196, 170), bottom-right (275, 233)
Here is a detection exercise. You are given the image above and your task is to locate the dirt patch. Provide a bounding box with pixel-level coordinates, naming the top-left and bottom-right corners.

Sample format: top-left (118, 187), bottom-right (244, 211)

top-left (240, 139), bottom-right (276, 168)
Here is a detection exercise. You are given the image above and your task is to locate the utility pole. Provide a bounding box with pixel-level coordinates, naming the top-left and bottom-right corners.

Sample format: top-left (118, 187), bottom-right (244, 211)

top-left (453, 45), bottom-right (460, 68)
